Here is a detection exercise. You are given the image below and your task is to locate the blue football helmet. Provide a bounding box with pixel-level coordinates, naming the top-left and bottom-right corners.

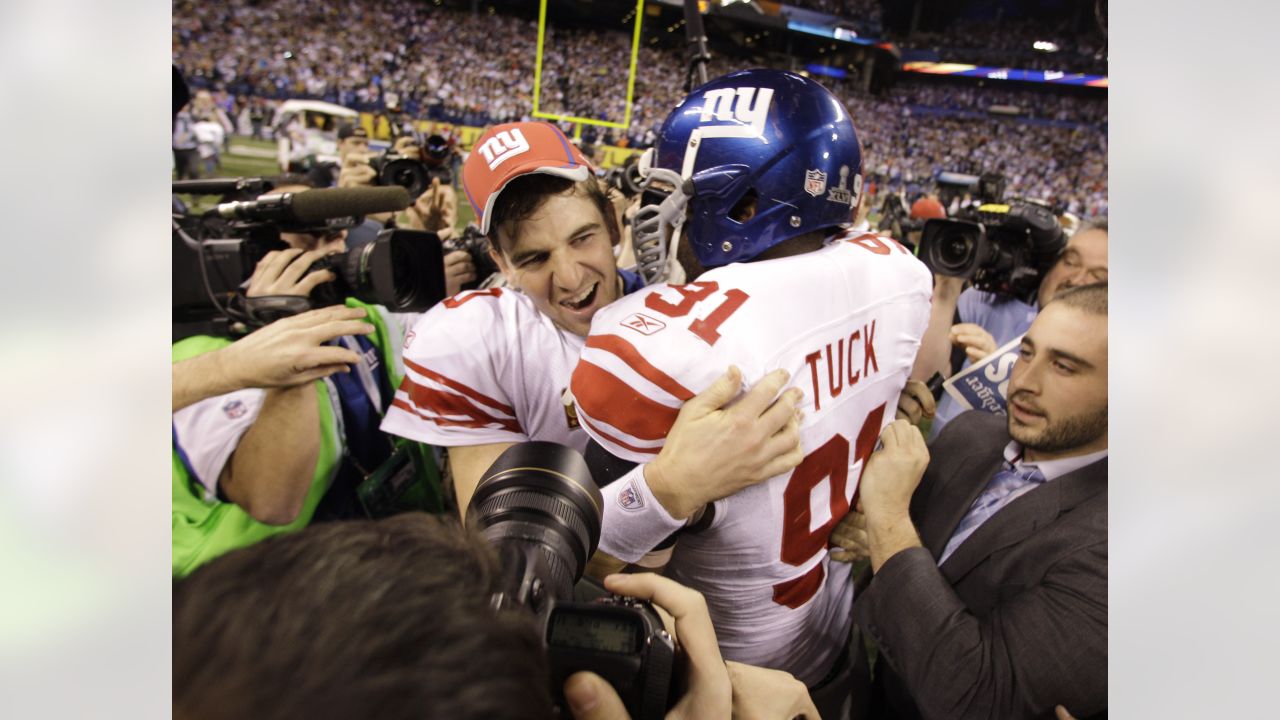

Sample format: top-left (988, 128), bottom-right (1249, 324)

top-left (633, 69), bottom-right (863, 281)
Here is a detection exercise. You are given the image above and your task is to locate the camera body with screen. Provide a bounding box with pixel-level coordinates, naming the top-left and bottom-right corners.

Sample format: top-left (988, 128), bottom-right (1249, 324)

top-left (472, 442), bottom-right (676, 720)
top-left (917, 199), bottom-right (1065, 303)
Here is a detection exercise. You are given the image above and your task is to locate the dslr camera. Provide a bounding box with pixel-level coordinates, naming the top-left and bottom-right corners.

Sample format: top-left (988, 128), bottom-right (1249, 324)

top-left (917, 198), bottom-right (1066, 303)
top-left (602, 156), bottom-right (644, 199)
top-left (441, 223), bottom-right (500, 291)
top-left (471, 442), bottom-right (677, 720)
top-left (370, 134), bottom-right (455, 198)
top-left (172, 178), bottom-right (446, 339)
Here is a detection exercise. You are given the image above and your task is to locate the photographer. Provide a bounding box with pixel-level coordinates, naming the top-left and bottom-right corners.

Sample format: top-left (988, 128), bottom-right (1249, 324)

top-left (173, 513), bottom-right (819, 720)
top-left (171, 179), bottom-right (425, 577)
top-left (911, 217), bottom-right (1108, 437)
top-left (334, 124), bottom-right (477, 295)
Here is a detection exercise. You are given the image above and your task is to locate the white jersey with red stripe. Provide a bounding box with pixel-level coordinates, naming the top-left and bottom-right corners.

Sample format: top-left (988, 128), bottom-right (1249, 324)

top-left (571, 232), bottom-right (932, 684)
top-left (381, 287), bottom-right (588, 452)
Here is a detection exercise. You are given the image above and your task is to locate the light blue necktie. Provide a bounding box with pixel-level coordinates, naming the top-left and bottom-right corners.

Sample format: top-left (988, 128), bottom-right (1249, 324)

top-left (939, 462), bottom-right (1047, 565)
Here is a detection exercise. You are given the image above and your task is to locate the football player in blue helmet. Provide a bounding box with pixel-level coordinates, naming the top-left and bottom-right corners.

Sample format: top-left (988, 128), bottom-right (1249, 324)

top-left (632, 68), bottom-right (863, 284)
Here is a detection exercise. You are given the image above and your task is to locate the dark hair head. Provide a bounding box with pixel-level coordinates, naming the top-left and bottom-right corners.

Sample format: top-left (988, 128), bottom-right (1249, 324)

top-left (174, 514), bottom-right (552, 720)
top-left (488, 175), bottom-right (619, 254)
top-left (1049, 280), bottom-right (1107, 317)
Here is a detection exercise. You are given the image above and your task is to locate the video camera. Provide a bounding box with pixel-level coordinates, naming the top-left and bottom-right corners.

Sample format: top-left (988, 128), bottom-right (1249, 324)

top-left (472, 442), bottom-right (677, 720)
top-left (917, 198), bottom-right (1066, 302)
top-left (173, 178), bottom-right (446, 339)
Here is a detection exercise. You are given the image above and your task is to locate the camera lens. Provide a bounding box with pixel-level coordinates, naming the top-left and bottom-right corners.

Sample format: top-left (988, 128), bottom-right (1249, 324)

top-left (928, 226), bottom-right (979, 275)
top-left (379, 157), bottom-right (429, 198)
top-left (936, 232), bottom-right (974, 270)
top-left (390, 236), bottom-right (423, 308)
top-left (471, 442), bottom-right (603, 602)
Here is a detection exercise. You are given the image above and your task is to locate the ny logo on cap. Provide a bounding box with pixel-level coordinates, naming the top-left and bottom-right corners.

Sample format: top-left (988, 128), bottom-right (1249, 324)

top-left (477, 129), bottom-right (531, 171)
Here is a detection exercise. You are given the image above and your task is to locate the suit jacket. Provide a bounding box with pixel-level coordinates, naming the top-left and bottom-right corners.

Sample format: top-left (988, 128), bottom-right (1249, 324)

top-left (853, 410), bottom-right (1107, 720)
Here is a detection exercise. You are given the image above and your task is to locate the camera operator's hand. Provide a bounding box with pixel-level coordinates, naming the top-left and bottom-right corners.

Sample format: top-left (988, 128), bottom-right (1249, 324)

top-left (725, 661), bottom-right (820, 720)
top-left (173, 306), bottom-right (375, 411)
top-left (950, 322), bottom-right (998, 364)
top-left (443, 249), bottom-right (477, 297)
top-left (392, 136), bottom-right (423, 159)
top-left (246, 247), bottom-right (340, 298)
top-left (407, 177), bottom-right (457, 238)
top-left (910, 274), bottom-right (966, 382)
top-left (338, 152), bottom-right (377, 188)
top-left (564, 573), bottom-right (732, 720)
top-left (895, 379), bottom-right (936, 426)
top-left (644, 366), bottom-right (805, 520)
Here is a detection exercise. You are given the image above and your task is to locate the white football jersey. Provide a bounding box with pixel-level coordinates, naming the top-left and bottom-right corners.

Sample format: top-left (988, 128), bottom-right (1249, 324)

top-left (381, 287), bottom-right (589, 452)
top-left (572, 232), bottom-right (932, 684)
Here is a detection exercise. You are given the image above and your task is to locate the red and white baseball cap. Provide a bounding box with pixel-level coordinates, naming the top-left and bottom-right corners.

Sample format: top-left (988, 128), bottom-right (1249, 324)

top-left (462, 122), bottom-right (594, 235)
top-left (910, 197), bottom-right (947, 220)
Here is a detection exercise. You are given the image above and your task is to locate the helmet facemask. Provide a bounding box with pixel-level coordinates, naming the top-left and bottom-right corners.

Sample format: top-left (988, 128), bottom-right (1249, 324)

top-left (632, 155), bottom-right (691, 285)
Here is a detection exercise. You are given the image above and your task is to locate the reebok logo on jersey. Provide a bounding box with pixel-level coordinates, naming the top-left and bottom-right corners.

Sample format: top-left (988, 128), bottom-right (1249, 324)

top-left (403, 329), bottom-right (416, 349)
top-left (222, 399), bottom-right (247, 419)
top-left (697, 87), bottom-right (774, 139)
top-left (476, 128), bottom-right (530, 170)
top-left (620, 312), bottom-right (666, 336)
top-left (618, 479), bottom-right (645, 511)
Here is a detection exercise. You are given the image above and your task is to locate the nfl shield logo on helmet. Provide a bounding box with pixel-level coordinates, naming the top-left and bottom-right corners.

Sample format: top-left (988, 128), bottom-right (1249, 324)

top-left (804, 169), bottom-right (827, 197)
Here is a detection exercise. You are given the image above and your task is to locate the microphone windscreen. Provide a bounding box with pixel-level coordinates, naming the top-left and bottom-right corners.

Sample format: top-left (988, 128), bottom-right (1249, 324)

top-left (290, 186), bottom-right (411, 223)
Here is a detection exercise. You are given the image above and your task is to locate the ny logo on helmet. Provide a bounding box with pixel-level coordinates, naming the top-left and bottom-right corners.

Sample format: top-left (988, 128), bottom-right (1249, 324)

top-left (477, 129), bottom-right (530, 170)
top-left (697, 87), bottom-right (774, 139)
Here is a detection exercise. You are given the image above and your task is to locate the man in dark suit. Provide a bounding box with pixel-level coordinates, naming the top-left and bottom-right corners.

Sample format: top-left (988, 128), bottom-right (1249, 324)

top-left (835, 282), bottom-right (1108, 719)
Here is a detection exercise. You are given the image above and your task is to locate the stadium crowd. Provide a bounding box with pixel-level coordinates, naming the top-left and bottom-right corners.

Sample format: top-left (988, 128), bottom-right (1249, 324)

top-left (891, 14), bottom-right (1108, 75)
top-left (174, 0), bottom-right (1106, 217)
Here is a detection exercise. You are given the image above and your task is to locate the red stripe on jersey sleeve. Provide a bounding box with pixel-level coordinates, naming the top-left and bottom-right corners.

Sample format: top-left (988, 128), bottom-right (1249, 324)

top-left (579, 414), bottom-right (659, 457)
top-left (401, 377), bottom-right (522, 433)
top-left (571, 359), bottom-right (680, 442)
top-left (584, 334), bottom-right (694, 402)
top-left (391, 398), bottom-right (523, 433)
top-left (403, 357), bottom-right (517, 415)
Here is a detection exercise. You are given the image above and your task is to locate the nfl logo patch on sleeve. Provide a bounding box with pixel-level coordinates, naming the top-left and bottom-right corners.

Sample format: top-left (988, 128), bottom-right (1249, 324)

top-left (618, 479), bottom-right (645, 511)
top-left (222, 399), bottom-right (247, 419)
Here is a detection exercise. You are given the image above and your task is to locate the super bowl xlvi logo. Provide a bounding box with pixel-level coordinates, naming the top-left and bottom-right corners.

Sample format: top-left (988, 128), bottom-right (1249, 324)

top-left (826, 166), bottom-right (859, 206)
top-left (618, 478), bottom-right (645, 511)
top-left (620, 312), bottom-right (666, 336)
top-left (222, 399), bottom-right (247, 419)
top-left (804, 169), bottom-right (827, 197)
top-left (697, 87), bottom-right (774, 139)
top-left (476, 128), bottom-right (530, 170)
